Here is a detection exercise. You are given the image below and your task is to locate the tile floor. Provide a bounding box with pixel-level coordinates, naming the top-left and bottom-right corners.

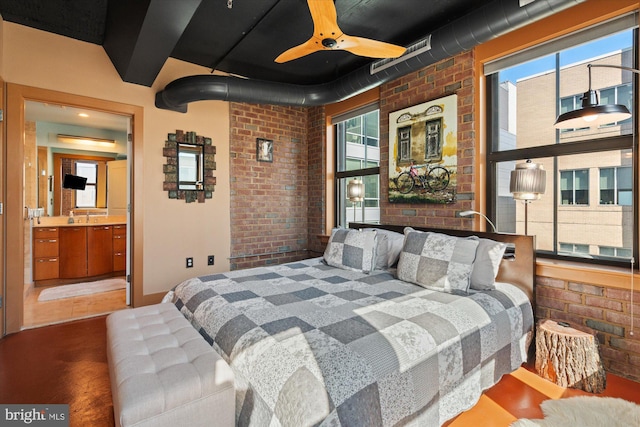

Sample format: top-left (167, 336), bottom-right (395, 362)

top-left (23, 284), bottom-right (127, 328)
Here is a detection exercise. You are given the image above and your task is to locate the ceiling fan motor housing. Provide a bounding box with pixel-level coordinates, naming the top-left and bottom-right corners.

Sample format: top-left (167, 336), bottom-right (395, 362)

top-left (322, 38), bottom-right (338, 48)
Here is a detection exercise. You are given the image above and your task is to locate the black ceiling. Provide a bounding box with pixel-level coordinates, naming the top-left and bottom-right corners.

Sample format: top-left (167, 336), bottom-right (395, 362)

top-left (0, 0), bottom-right (486, 87)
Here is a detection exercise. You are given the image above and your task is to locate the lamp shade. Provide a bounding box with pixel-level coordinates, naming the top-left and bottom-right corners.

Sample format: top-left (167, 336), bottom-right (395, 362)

top-left (554, 103), bottom-right (631, 129)
top-left (347, 178), bottom-right (364, 202)
top-left (510, 161), bottom-right (546, 201)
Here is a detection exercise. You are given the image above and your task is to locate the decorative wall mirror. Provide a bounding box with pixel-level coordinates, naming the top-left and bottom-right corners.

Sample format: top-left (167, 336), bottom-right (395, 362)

top-left (163, 130), bottom-right (217, 203)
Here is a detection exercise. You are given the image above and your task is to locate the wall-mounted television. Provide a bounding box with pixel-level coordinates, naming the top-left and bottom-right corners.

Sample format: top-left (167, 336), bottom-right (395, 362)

top-left (62, 174), bottom-right (87, 190)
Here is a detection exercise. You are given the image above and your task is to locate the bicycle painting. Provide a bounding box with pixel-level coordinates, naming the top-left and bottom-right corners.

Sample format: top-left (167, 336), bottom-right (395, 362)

top-left (388, 94), bottom-right (458, 204)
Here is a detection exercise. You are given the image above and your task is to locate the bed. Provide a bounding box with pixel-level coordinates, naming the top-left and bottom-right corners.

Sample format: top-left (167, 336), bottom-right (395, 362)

top-left (171, 224), bottom-right (535, 427)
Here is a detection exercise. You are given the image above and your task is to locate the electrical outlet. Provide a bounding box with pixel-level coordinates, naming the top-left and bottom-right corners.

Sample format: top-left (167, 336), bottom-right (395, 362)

top-left (186, 257), bottom-right (193, 268)
top-left (208, 255), bottom-right (215, 266)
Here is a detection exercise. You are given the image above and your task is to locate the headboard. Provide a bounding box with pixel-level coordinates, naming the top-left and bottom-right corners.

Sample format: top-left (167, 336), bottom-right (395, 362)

top-left (349, 223), bottom-right (536, 304)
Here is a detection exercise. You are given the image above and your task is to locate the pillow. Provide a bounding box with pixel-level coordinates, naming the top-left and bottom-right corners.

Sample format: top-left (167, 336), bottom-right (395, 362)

top-left (373, 228), bottom-right (405, 268)
top-left (397, 228), bottom-right (479, 293)
top-left (470, 238), bottom-right (507, 290)
top-left (373, 232), bottom-right (390, 270)
top-left (323, 228), bottom-right (378, 273)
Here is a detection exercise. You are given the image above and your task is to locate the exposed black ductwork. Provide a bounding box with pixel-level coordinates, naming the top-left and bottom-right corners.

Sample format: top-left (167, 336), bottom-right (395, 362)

top-left (155, 0), bottom-right (585, 112)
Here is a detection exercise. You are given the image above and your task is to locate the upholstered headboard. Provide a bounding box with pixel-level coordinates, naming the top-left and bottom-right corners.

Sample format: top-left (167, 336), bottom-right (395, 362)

top-left (349, 223), bottom-right (536, 304)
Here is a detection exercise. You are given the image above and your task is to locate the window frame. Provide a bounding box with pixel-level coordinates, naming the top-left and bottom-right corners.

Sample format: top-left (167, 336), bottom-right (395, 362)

top-left (334, 107), bottom-right (381, 227)
top-left (484, 26), bottom-right (639, 268)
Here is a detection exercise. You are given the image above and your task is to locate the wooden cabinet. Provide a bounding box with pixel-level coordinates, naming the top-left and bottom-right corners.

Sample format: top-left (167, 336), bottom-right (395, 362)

top-left (88, 226), bottom-right (113, 276)
top-left (34, 223), bottom-right (126, 283)
top-left (33, 227), bottom-right (59, 281)
top-left (59, 226), bottom-right (88, 279)
top-left (112, 225), bottom-right (126, 272)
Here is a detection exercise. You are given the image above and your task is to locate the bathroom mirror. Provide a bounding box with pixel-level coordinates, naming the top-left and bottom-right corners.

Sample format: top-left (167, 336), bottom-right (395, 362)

top-left (178, 143), bottom-right (204, 190)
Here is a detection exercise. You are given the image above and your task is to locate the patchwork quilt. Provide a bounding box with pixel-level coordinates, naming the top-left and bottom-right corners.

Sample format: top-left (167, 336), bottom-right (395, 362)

top-left (172, 257), bottom-right (533, 427)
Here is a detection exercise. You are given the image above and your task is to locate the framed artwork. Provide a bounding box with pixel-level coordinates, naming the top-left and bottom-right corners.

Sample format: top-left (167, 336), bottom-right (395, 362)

top-left (388, 94), bottom-right (458, 204)
top-left (256, 138), bottom-right (273, 162)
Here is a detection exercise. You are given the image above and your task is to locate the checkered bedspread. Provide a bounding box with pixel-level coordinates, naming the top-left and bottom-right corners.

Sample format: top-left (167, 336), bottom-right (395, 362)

top-left (173, 257), bottom-right (533, 427)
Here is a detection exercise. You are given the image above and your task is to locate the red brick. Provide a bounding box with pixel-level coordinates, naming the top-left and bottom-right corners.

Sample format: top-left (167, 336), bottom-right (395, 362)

top-left (537, 286), bottom-right (582, 303)
top-left (606, 288), bottom-right (640, 301)
top-left (568, 282), bottom-right (604, 296)
top-left (536, 276), bottom-right (565, 289)
top-left (536, 295), bottom-right (566, 311)
top-left (585, 296), bottom-right (623, 312)
top-left (568, 304), bottom-right (604, 319)
top-left (600, 345), bottom-right (629, 364)
top-left (610, 337), bottom-right (640, 354)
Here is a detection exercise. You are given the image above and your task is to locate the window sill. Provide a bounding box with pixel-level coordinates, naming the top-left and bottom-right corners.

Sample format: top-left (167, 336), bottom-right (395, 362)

top-left (536, 258), bottom-right (637, 290)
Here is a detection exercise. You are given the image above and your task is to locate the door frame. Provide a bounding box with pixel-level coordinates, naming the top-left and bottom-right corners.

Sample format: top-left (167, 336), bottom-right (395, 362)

top-left (4, 83), bottom-right (144, 334)
top-left (0, 76), bottom-right (4, 336)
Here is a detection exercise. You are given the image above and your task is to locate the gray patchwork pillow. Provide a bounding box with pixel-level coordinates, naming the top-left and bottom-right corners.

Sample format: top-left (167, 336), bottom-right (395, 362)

top-left (323, 228), bottom-right (378, 273)
top-left (397, 229), bottom-right (479, 293)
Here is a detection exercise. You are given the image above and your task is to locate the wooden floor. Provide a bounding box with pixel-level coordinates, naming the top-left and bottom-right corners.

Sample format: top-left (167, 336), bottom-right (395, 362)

top-left (1, 316), bottom-right (638, 427)
top-left (23, 284), bottom-right (127, 328)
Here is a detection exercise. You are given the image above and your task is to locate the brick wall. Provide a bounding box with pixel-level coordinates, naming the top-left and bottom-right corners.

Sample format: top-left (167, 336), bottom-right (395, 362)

top-left (379, 52), bottom-right (476, 228)
top-left (307, 105), bottom-right (327, 255)
top-left (229, 102), bottom-right (310, 269)
top-left (536, 275), bottom-right (640, 381)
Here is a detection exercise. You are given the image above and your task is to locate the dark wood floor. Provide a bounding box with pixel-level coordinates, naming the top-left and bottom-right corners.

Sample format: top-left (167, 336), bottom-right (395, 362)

top-left (0, 316), bottom-right (114, 427)
top-left (1, 316), bottom-right (638, 427)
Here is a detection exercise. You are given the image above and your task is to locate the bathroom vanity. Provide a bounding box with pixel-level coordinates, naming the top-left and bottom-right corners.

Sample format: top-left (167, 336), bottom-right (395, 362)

top-left (33, 216), bottom-right (126, 284)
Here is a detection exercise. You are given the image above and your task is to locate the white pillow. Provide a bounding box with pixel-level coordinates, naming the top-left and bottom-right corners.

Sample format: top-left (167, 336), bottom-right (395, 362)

top-left (368, 228), bottom-right (405, 269)
top-left (470, 238), bottom-right (506, 290)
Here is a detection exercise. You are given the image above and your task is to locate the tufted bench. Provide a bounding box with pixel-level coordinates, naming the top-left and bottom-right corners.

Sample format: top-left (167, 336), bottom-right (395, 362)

top-left (106, 303), bottom-right (235, 427)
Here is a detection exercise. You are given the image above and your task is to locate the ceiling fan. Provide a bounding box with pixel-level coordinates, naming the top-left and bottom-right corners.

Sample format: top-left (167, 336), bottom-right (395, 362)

top-left (275, 0), bottom-right (406, 63)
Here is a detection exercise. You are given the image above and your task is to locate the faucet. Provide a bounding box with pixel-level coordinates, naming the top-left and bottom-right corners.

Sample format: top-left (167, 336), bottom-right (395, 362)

top-left (86, 212), bottom-right (90, 223)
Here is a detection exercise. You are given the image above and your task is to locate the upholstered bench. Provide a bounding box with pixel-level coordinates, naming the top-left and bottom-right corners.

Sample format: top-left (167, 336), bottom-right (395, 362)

top-left (106, 303), bottom-right (235, 427)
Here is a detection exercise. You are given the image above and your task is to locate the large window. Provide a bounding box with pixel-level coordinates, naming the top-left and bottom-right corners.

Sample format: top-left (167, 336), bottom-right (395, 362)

top-left (335, 108), bottom-right (380, 227)
top-left (486, 16), bottom-right (637, 265)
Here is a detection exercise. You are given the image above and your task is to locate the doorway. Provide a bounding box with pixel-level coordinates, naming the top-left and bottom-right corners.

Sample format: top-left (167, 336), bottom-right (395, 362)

top-left (23, 102), bottom-right (130, 328)
top-left (4, 84), bottom-right (144, 334)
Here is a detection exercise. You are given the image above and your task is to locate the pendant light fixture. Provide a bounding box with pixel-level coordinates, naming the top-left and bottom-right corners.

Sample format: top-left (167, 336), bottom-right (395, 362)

top-left (554, 64), bottom-right (637, 129)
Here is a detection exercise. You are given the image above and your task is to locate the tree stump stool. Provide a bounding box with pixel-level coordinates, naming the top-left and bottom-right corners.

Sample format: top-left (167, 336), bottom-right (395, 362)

top-left (535, 319), bottom-right (606, 393)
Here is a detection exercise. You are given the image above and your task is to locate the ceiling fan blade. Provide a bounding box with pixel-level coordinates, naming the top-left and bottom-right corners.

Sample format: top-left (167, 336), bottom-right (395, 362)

top-left (339, 35), bottom-right (406, 59)
top-left (307, 0), bottom-right (340, 38)
top-left (274, 38), bottom-right (320, 63)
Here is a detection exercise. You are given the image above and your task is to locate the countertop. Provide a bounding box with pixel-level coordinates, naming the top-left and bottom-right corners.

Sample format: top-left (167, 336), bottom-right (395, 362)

top-left (32, 215), bottom-right (127, 228)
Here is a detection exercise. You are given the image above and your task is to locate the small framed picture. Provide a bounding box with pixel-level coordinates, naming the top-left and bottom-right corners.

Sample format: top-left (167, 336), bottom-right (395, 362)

top-left (256, 138), bottom-right (273, 162)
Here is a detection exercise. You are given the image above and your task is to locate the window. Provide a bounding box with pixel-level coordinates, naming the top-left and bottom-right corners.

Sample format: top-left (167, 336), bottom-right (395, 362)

top-left (559, 242), bottom-right (590, 255)
top-left (600, 166), bottom-right (632, 205)
top-left (335, 108), bottom-right (380, 226)
top-left (75, 161), bottom-right (97, 208)
top-left (485, 16), bottom-right (637, 265)
top-left (600, 246), bottom-right (632, 258)
top-left (560, 169), bottom-right (589, 205)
